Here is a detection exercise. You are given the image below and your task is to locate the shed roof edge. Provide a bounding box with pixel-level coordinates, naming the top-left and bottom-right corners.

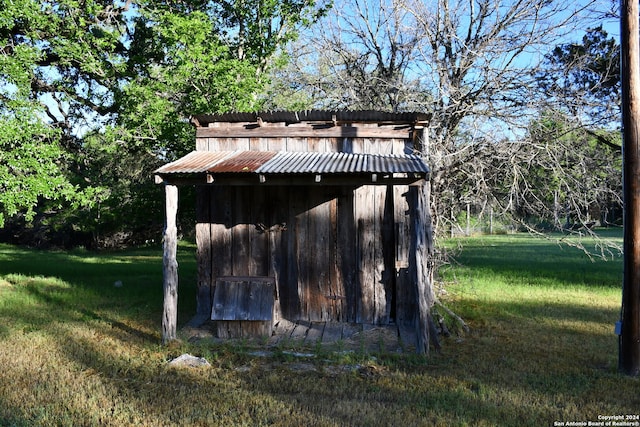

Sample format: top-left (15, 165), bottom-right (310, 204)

top-left (191, 110), bottom-right (430, 127)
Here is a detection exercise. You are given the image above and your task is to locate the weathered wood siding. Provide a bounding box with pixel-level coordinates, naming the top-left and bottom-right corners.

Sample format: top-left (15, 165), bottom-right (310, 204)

top-left (195, 125), bottom-right (420, 325)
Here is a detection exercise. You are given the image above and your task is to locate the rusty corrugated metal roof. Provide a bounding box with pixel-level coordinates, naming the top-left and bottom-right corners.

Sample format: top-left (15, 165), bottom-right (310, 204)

top-left (154, 151), bottom-right (235, 174)
top-left (211, 151), bottom-right (278, 172)
top-left (192, 110), bottom-right (430, 127)
top-left (154, 151), bottom-right (429, 176)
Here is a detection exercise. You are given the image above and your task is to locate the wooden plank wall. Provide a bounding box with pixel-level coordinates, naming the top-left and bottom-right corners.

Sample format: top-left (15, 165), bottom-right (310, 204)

top-left (195, 127), bottom-right (418, 326)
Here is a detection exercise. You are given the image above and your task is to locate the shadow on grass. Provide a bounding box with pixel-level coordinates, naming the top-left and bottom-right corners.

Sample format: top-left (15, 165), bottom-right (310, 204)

top-left (0, 242), bottom-right (198, 323)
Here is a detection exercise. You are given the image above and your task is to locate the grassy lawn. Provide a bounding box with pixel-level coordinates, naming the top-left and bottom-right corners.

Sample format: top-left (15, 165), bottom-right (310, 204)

top-left (0, 231), bottom-right (637, 426)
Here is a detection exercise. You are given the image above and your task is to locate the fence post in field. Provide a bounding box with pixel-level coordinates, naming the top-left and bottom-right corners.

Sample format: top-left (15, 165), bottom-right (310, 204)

top-left (162, 184), bottom-right (179, 344)
top-left (620, 0), bottom-right (640, 376)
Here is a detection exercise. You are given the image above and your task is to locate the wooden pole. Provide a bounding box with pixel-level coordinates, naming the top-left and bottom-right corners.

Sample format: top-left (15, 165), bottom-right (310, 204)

top-left (411, 183), bottom-right (436, 354)
top-left (620, 0), bottom-right (640, 376)
top-left (162, 184), bottom-right (179, 344)
top-left (466, 203), bottom-right (470, 236)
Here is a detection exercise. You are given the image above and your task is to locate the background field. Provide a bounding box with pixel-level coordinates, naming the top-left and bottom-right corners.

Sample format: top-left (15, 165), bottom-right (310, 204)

top-left (0, 230), bottom-right (637, 426)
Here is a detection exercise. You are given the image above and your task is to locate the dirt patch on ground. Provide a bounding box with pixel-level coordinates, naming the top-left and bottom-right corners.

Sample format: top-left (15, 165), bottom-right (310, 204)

top-left (181, 321), bottom-right (413, 354)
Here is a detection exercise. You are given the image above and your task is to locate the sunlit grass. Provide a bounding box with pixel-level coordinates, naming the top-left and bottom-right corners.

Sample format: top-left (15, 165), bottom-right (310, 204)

top-left (0, 232), bottom-right (637, 426)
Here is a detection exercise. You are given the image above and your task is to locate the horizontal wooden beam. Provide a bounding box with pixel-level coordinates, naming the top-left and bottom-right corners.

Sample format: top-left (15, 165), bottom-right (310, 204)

top-left (196, 125), bottom-right (413, 139)
top-left (154, 173), bottom-right (427, 187)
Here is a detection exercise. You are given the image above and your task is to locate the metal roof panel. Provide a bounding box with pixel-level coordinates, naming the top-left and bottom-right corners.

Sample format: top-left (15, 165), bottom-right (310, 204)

top-left (209, 151), bottom-right (278, 172)
top-left (154, 151), bottom-right (235, 174)
top-left (155, 150), bottom-right (429, 176)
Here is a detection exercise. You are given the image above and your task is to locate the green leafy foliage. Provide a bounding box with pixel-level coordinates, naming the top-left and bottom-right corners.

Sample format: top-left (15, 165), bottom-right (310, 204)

top-left (0, 116), bottom-right (81, 228)
top-left (537, 26), bottom-right (620, 130)
top-left (0, 0), bottom-right (328, 247)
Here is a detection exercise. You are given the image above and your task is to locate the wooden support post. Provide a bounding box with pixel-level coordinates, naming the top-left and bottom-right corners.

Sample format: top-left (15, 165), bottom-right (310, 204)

top-left (466, 203), bottom-right (470, 236)
top-left (620, 0), bottom-right (640, 376)
top-left (411, 183), bottom-right (436, 354)
top-left (162, 184), bottom-right (179, 344)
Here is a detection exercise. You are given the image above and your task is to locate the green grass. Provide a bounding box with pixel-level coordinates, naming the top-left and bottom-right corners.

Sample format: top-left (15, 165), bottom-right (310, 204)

top-left (0, 232), bottom-right (637, 426)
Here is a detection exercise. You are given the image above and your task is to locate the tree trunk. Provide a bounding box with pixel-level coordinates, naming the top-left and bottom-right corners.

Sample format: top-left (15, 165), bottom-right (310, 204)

top-left (162, 184), bottom-right (179, 344)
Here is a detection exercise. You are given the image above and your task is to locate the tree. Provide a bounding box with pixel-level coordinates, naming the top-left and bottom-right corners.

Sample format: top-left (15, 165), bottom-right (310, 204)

top-left (537, 26), bottom-right (621, 149)
top-left (0, 0), bottom-right (97, 229)
top-left (275, 0), bottom-right (608, 234)
top-left (506, 114), bottom-right (621, 233)
top-left (265, 0), bottom-right (428, 111)
top-left (0, 0), bottom-right (328, 247)
top-left (0, 115), bottom-right (82, 229)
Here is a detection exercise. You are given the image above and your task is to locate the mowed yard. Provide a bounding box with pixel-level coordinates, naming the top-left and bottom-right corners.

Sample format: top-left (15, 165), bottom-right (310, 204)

top-left (0, 230), bottom-right (637, 426)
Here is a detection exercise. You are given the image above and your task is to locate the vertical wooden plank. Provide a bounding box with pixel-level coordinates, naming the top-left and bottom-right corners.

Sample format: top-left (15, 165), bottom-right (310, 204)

top-left (218, 137), bottom-right (250, 151)
top-left (236, 137), bottom-right (251, 150)
top-left (380, 185), bottom-right (396, 323)
top-left (249, 187), bottom-right (268, 276)
top-left (372, 184), bottom-right (387, 324)
top-left (256, 279), bottom-right (276, 321)
top-left (376, 136), bottom-right (395, 324)
top-left (232, 187), bottom-right (250, 276)
top-left (309, 137), bottom-right (329, 153)
top-left (267, 187), bottom-right (286, 321)
top-left (162, 184), bottom-right (179, 344)
top-left (195, 187), bottom-right (212, 317)
top-left (378, 136), bottom-right (393, 155)
top-left (225, 281), bottom-right (243, 320)
top-left (236, 280), bottom-right (252, 320)
top-left (339, 137), bottom-right (353, 153)
top-left (296, 188), bottom-right (311, 320)
top-left (216, 321), bottom-right (231, 339)
top-left (210, 186), bottom-right (233, 296)
top-left (207, 138), bottom-right (220, 151)
top-left (327, 196), bottom-right (344, 321)
top-left (394, 186), bottom-right (414, 326)
top-left (355, 185), bottom-right (375, 324)
top-left (211, 279), bottom-right (230, 319)
top-left (306, 195), bottom-right (332, 321)
top-left (287, 137), bottom-right (308, 152)
top-left (337, 187), bottom-right (357, 322)
top-left (195, 136), bottom-right (208, 151)
top-left (330, 136), bottom-right (341, 153)
top-left (250, 137), bottom-right (269, 151)
top-left (268, 137), bottom-right (286, 152)
top-left (352, 132), bottom-right (370, 323)
top-left (351, 137), bottom-right (364, 154)
top-left (285, 187), bottom-right (303, 319)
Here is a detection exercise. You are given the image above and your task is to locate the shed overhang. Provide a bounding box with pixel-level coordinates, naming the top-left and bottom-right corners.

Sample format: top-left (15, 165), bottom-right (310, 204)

top-left (154, 150), bottom-right (429, 186)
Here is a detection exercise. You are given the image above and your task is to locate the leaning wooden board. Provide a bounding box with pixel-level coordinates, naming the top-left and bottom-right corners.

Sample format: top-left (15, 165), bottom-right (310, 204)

top-left (211, 276), bottom-right (276, 338)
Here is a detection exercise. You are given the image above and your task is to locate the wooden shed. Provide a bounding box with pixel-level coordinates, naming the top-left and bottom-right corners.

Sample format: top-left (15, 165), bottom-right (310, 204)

top-left (154, 110), bottom-right (433, 348)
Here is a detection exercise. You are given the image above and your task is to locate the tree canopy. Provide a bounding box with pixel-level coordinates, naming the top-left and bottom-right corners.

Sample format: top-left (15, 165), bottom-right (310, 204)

top-left (0, 0), bottom-right (327, 246)
top-left (271, 0), bottom-right (621, 238)
top-left (0, 0), bottom-right (622, 248)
